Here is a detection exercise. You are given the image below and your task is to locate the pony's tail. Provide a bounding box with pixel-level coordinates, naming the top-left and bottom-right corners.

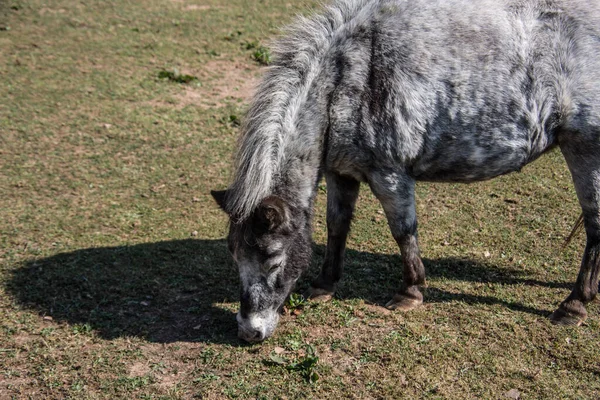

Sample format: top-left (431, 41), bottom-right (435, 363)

top-left (562, 213), bottom-right (584, 250)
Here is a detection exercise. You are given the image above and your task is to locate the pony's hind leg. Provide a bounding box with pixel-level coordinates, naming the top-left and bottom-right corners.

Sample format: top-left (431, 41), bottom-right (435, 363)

top-left (369, 171), bottom-right (425, 310)
top-left (308, 172), bottom-right (360, 301)
top-left (551, 137), bottom-right (600, 325)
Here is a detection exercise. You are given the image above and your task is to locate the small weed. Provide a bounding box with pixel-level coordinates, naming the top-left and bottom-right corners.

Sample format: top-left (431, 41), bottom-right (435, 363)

top-left (71, 379), bottom-right (85, 392)
top-left (47, 380), bottom-right (62, 389)
top-left (286, 293), bottom-right (307, 311)
top-left (40, 327), bottom-right (54, 337)
top-left (3, 369), bottom-right (21, 378)
top-left (330, 338), bottom-right (350, 351)
top-left (268, 344), bottom-right (319, 383)
top-left (286, 339), bottom-right (303, 351)
top-left (193, 373), bottom-right (220, 383)
top-left (283, 327), bottom-right (305, 346)
top-left (150, 362), bottom-right (166, 373)
top-left (2, 326), bottom-right (16, 336)
top-left (244, 40), bottom-right (270, 65)
top-left (359, 348), bottom-right (379, 363)
top-left (252, 46), bottom-right (271, 65)
top-left (115, 375), bottom-right (153, 390)
top-left (158, 69), bottom-right (198, 84)
top-left (224, 30), bottom-right (243, 41)
top-left (221, 114), bottom-right (241, 127)
top-left (199, 348), bottom-right (222, 365)
top-left (418, 334), bottom-right (432, 344)
top-left (337, 307), bottom-right (357, 327)
top-left (287, 345), bottom-right (320, 383)
top-left (244, 40), bottom-right (259, 50)
top-left (72, 323), bottom-right (93, 335)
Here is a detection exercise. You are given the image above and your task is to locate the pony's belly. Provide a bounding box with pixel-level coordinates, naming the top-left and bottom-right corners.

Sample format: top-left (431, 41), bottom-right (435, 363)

top-left (409, 142), bottom-right (556, 183)
top-left (408, 126), bottom-right (558, 182)
top-left (411, 156), bottom-right (528, 182)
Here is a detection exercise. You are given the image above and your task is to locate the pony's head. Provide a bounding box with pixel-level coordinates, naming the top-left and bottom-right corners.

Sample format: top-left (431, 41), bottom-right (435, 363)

top-left (211, 189), bottom-right (312, 342)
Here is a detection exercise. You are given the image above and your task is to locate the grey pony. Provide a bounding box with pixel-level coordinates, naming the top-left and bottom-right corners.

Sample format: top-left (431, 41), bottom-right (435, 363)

top-left (212, 0), bottom-right (600, 342)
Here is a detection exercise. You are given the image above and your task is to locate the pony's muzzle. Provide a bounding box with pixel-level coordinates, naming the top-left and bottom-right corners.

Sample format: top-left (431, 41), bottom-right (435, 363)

top-left (236, 311), bottom-right (278, 343)
top-left (238, 325), bottom-right (266, 342)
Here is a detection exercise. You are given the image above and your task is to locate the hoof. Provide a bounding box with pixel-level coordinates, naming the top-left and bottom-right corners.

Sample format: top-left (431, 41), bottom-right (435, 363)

top-left (385, 294), bottom-right (422, 311)
top-left (549, 307), bottom-right (586, 326)
top-left (306, 287), bottom-right (334, 302)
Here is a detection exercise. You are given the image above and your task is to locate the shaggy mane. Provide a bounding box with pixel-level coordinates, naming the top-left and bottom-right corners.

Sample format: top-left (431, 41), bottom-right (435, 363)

top-left (225, 0), bottom-right (377, 220)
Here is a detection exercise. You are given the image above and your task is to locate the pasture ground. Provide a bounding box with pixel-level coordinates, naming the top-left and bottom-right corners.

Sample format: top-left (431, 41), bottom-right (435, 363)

top-left (1, 0), bottom-right (599, 398)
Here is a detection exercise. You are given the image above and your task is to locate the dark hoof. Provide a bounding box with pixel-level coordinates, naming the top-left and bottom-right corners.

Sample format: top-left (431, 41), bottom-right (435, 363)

top-left (549, 307), bottom-right (586, 326)
top-left (385, 294), bottom-right (422, 311)
top-left (305, 286), bottom-right (334, 302)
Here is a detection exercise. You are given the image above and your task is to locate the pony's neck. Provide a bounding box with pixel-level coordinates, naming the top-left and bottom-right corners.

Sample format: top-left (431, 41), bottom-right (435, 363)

top-left (228, 1), bottom-right (377, 221)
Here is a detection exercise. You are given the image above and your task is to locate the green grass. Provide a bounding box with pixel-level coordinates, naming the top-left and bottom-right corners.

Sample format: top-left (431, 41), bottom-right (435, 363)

top-left (1, 0), bottom-right (599, 399)
top-left (251, 46), bottom-right (272, 65)
top-left (157, 69), bottom-right (199, 84)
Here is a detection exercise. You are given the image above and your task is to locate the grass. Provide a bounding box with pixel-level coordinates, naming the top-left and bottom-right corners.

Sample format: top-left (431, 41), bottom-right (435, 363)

top-left (251, 46), bottom-right (272, 65)
top-left (1, 0), bottom-right (599, 399)
top-left (158, 69), bottom-right (199, 84)
top-left (268, 344), bottom-right (320, 384)
top-left (286, 293), bottom-right (308, 313)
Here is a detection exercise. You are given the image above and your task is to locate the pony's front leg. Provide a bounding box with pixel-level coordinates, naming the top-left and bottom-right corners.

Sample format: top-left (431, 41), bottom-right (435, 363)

top-left (309, 172), bottom-right (360, 301)
top-left (551, 139), bottom-right (600, 325)
top-left (370, 171), bottom-right (425, 310)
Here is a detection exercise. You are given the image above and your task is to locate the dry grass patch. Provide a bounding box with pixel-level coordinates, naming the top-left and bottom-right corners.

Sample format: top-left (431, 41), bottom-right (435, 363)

top-left (183, 4), bottom-right (217, 12)
top-left (148, 60), bottom-right (259, 110)
top-left (175, 60), bottom-right (260, 109)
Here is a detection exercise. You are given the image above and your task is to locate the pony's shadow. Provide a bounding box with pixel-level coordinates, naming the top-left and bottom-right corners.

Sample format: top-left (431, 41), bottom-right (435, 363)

top-left (308, 247), bottom-right (571, 318)
top-left (7, 239), bottom-right (240, 344)
top-left (6, 239), bottom-right (571, 344)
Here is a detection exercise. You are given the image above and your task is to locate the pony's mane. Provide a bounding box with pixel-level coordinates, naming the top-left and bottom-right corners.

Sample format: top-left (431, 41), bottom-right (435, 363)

top-left (226, 0), bottom-right (377, 221)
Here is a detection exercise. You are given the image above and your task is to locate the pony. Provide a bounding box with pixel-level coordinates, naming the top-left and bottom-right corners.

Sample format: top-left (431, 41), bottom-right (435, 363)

top-left (212, 0), bottom-right (600, 342)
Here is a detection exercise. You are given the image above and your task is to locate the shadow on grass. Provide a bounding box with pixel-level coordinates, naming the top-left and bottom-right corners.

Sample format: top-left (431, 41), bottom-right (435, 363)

top-left (6, 239), bottom-right (571, 343)
top-left (306, 246), bottom-right (570, 318)
top-left (7, 239), bottom-right (240, 344)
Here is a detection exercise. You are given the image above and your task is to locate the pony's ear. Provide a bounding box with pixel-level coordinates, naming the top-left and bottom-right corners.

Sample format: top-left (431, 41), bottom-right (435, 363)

top-left (257, 196), bottom-right (289, 232)
top-left (211, 189), bottom-right (230, 214)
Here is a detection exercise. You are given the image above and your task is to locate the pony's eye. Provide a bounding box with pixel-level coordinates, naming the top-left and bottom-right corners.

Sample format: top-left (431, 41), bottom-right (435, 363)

top-left (268, 263), bottom-right (281, 273)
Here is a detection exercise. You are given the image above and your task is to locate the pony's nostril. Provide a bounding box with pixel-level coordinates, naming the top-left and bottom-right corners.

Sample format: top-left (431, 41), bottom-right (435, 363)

top-left (238, 325), bottom-right (266, 342)
top-left (253, 329), bottom-right (264, 341)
